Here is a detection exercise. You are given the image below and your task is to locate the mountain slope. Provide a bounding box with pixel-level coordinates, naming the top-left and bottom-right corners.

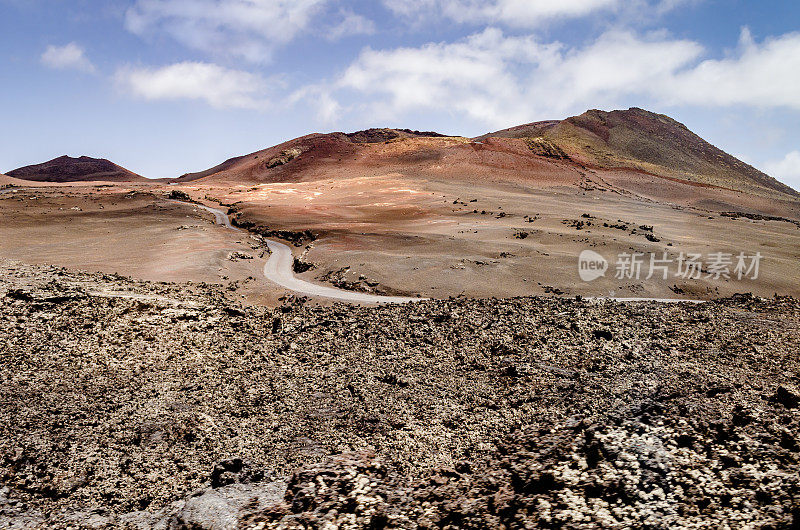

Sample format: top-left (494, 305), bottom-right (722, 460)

top-left (7, 156), bottom-right (147, 183)
top-left (175, 126), bottom-right (595, 189)
top-left (178, 109), bottom-right (796, 200)
top-left (0, 173), bottom-right (32, 186)
top-left (176, 129), bottom-right (454, 183)
top-left (477, 108), bottom-right (797, 197)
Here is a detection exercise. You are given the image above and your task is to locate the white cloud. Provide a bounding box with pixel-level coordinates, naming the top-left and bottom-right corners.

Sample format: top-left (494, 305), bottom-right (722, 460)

top-left (115, 62), bottom-right (270, 109)
top-left (321, 27), bottom-right (800, 128)
top-left (327, 11), bottom-right (376, 40)
top-left (288, 84), bottom-right (343, 123)
top-left (764, 151), bottom-right (800, 189)
top-left (658, 29), bottom-right (800, 109)
top-left (382, 0), bottom-right (689, 27)
top-left (331, 28), bottom-right (701, 126)
top-left (41, 42), bottom-right (95, 73)
top-left (383, 0), bottom-right (616, 26)
top-left (125, 0), bottom-right (346, 62)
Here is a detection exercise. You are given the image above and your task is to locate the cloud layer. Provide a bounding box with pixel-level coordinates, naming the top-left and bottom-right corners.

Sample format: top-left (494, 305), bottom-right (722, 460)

top-left (661, 29), bottom-right (800, 109)
top-left (114, 24), bottom-right (800, 136)
top-left (381, 0), bottom-right (693, 27)
top-left (383, 0), bottom-right (618, 26)
top-left (125, 0), bottom-right (372, 62)
top-left (764, 151), bottom-right (800, 188)
top-left (41, 42), bottom-right (95, 73)
top-left (324, 27), bottom-right (800, 127)
top-left (115, 62), bottom-right (270, 109)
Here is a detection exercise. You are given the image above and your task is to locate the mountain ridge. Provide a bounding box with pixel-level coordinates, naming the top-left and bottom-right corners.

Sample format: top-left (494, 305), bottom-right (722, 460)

top-left (176, 108), bottom-right (797, 199)
top-left (6, 110), bottom-right (797, 198)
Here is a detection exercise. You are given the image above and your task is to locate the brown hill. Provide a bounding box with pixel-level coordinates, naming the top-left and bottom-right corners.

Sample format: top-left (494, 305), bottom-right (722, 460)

top-left (175, 129), bottom-right (585, 188)
top-left (177, 109), bottom-right (797, 201)
top-left (476, 107), bottom-right (797, 197)
top-left (7, 156), bottom-right (146, 183)
top-left (176, 129), bottom-right (453, 183)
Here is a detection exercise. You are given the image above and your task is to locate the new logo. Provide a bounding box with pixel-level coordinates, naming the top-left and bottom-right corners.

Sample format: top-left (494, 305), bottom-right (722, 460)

top-left (578, 250), bottom-right (608, 282)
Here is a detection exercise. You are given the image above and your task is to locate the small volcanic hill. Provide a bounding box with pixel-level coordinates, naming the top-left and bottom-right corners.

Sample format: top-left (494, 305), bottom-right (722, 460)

top-left (176, 108), bottom-right (797, 201)
top-left (7, 155), bottom-right (146, 183)
top-left (176, 128), bottom-right (455, 183)
top-left (477, 107), bottom-right (797, 197)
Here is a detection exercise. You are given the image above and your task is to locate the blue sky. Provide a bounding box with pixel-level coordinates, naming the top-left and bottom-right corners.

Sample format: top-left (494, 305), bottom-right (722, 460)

top-left (0, 0), bottom-right (798, 189)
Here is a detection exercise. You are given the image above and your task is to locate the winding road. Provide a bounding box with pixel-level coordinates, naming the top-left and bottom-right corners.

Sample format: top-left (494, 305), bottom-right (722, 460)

top-left (1, 192), bottom-right (703, 305)
top-left (191, 203), bottom-right (423, 304)
top-left (187, 201), bottom-right (702, 305)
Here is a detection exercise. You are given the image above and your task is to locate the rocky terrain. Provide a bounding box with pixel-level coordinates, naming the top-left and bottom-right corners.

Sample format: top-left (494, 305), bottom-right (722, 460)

top-left (1, 260), bottom-right (798, 528)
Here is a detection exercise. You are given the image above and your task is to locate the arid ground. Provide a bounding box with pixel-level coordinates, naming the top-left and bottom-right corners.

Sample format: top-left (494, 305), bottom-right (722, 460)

top-left (0, 262), bottom-right (798, 528)
top-left (3, 109), bottom-right (799, 304)
top-left (2, 172), bottom-right (798, 303)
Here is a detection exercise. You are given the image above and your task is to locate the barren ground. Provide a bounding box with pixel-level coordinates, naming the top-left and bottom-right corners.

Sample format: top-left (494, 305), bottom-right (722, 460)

top-left (0, 261), bottom-right (797, 528)
top-left (0, 186), bottom-right (285, 306)
top-left (2, 175), bottom-right (798, 303)
top-left (1, 167), bottom-right (799, 528)
top-left (174, 173), bottom-right (800, 300)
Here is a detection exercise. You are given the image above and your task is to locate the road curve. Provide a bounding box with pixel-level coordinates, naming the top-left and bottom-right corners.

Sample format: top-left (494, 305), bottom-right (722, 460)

top-left (188, 202), bottom-right (703, 305)
top-left (190, 203), bottom-right (423, 304)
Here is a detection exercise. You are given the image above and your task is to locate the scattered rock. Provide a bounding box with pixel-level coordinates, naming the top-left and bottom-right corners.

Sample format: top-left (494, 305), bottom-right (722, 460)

top-left (228, 251), bottom-right (253, 261)
top-left (592, 328), bottom-right (614, 340)
top-left (210, 458), bottom-right (267, 488)
top-left (266, 148), bottom-right (302, 169)
top-left (292, 257), bottom-right (315, 273)
top-left (771, 385), bottom-right (800, 408)
top-left (167, 190), bottom-right (191, 201)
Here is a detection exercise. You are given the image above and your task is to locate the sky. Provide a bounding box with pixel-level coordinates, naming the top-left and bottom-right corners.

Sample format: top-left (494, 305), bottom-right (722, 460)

top-left (0, 0), bottom-right (798, 189)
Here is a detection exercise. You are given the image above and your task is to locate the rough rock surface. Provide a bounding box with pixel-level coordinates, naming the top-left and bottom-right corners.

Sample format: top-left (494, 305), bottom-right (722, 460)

top-left (0, 260), bottom-right (798, 528)
top-left (266, 149), bottom-right (303, 169)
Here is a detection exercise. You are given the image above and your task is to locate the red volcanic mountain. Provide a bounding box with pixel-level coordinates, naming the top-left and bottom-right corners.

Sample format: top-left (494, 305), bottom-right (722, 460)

top-left (176, 108), bottom-right (797, 200)
top-left (476, 108), bottom-right (796, 197)
top-left (7, 155), bottom-right (147, 183)
top-left (175, 128), bottom-right (595, 190)
top-left (176, 128), bottom-right (458, 183)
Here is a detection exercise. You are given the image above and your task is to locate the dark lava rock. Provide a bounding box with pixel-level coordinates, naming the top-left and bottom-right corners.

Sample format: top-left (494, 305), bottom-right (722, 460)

top-left (593, 328), bottom-right (614, 340)
top-left (210, 458), bottom-right (267, 488)
top-left (167, 190), bottom-right (191, 201)
top-left (771, 385), bottom-right (800, 409)
top-left (0, 262), bottom-right (799, 527)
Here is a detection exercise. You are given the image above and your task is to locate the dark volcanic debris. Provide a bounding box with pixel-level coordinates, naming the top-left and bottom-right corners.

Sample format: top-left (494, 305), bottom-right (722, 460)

top-left (0, 262), bottom-right (798, 528)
